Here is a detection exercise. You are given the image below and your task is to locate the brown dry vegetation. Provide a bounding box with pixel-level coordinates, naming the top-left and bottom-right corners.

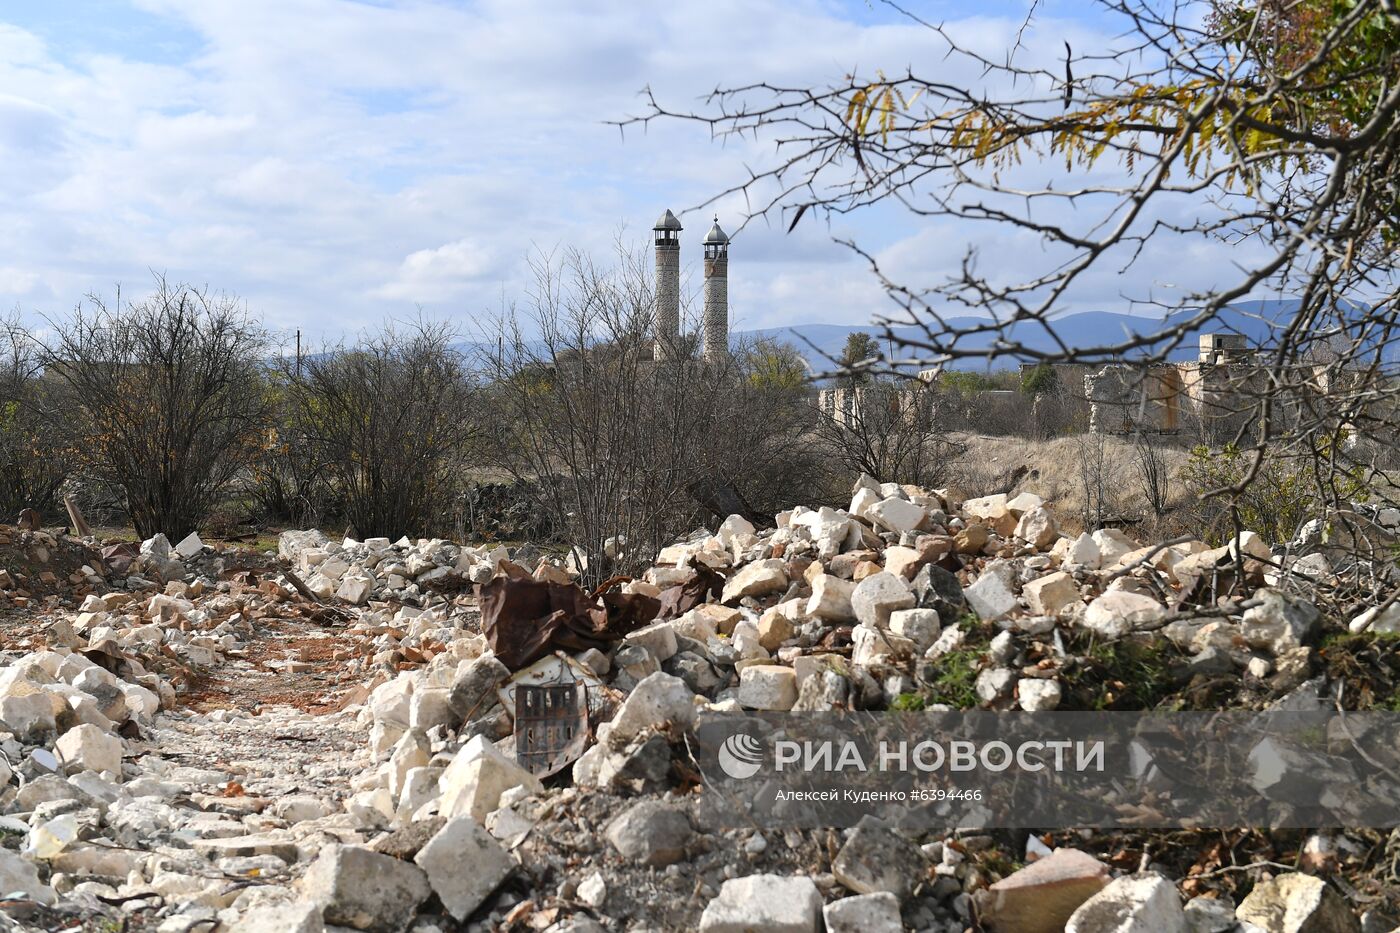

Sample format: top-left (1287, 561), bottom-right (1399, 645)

top-left (943, 432), bottom-right (1195, 535)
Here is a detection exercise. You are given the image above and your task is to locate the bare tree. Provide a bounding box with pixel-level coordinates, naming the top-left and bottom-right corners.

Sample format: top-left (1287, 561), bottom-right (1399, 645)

top-left (814, 379), bottom-right (959, 486)
top-left (725, 337), bottom-right (830, 516)
top-left (1074, 431), bottom-right (1121, 531)
top-left (0, 315), bottom-right (70, 519)
top-left (1132, 431), bottom-right (1173, 520)
top-left (284, 320), bottom-right (479, 539)
top-left (482, 244), bottom-right (816, 585)
top-left (36, 278), bottom-right (271, 540)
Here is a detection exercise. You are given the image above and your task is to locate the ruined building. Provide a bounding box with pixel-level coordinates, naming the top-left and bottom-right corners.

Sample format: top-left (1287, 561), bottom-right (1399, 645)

top-left (652, 208), bottom-right (729, 362)
top-left (1083, 334), bottom-right (1265, 437)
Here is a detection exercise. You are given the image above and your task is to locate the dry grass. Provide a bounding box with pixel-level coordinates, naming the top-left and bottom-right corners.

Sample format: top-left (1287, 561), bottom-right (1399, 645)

top-left (944, 432), bottom-right (1195, 536)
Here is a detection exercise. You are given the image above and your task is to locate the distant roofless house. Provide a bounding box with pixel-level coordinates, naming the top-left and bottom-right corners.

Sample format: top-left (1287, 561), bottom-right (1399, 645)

top-left (815, 331), bottom-right (1335, 440)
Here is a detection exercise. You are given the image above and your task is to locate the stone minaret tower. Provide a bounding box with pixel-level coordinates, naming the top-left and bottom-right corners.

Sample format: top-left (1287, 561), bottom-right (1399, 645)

top-left (702, 216), bottom-right (729, 363)
top-left (653, 209), bottom-right (682, 361)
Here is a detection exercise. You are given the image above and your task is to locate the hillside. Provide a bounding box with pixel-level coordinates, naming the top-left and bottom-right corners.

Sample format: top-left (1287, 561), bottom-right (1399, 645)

top-left (741, 299), bottom-right (1368, 371)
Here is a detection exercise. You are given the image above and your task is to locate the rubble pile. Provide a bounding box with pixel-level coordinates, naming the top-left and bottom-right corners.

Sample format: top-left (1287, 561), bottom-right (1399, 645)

top-left (0, 525), bottom-right (109, 608)
top-left (0, 476), bottom-right (1392, 932)
top-left (278, 531), bottom-right (509, 607)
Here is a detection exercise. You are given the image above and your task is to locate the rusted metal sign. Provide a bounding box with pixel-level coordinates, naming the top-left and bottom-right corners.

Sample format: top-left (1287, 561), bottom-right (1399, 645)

top-left (514, 680), bottom-right (589, 778)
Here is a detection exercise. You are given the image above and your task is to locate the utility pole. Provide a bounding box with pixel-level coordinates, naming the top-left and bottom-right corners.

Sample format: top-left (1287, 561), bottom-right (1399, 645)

top-left (295, 329), bottom-right (302, 378)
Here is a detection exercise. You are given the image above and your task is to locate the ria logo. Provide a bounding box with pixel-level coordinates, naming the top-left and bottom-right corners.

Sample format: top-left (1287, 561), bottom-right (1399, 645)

top-left (718, 733), bottom-right (764, 779)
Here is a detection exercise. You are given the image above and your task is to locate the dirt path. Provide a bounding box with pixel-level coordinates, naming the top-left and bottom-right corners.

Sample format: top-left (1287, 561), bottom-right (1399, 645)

top-left (142, 703), bottom-right (365, 805)
top-left (181, 614), bottom-right (361, 716)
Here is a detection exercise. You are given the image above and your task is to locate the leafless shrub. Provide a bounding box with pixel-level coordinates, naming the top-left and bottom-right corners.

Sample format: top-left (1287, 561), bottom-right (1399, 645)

top-left (726, 338), bottom-right (830, 515)
top-left (1132, 431), bottom-right (1173, 520)
top-left (1073, 431), bottom-right (1124, 531)
top-left (483, 246), bottom-right (725, 584)
top-left (35, 278), bottom-right (271, 540)
top-left (0, 315), bottom-right (70, 519)
top-left (814, 379), bottom-right (962, 486)
top-left (283, 320), bottom-right (480, 539)
top-left (482, 245), bottom-right (816, 585)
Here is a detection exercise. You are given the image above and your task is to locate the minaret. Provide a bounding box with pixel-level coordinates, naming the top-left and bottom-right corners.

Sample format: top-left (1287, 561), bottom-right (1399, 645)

top-left (653, 209), bottom-right (682, 361)
top-left (702, 216), bottom-right (729, 363)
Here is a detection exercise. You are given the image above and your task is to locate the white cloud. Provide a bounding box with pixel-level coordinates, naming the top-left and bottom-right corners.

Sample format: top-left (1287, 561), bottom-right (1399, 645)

top-left (0, 1), bottom-right (1267, 340)
top-left (375, 238), bottom-right (501, 302)
top-left (0, 267), bottom-right (43, 298)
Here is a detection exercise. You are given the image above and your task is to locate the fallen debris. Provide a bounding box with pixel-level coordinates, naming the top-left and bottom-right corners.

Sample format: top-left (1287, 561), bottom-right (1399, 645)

top-left (0, 466), bottom-right (1390, 930)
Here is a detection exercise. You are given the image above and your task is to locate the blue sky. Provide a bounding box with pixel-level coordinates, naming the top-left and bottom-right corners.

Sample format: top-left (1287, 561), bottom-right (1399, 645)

top-left (0, 0), bottom-right (1239, 342)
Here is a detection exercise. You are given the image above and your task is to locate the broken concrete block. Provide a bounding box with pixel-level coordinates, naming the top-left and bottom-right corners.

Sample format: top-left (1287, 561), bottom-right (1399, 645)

top-left (1236, 873), bottom-right (1360, 933)
top-left (1017, 678), bottom-right (1063, 711)
top-left (1240, 589), bottom-right (1320, 656)
top-left (1015, 506), bottom-right (1059, 549)
top-left (300, 843), bottom-right (431, 932)
top-left (1066, 532), bottom-right (1101, 568)
top-left (1184, 895), bottom-right (1237, 933)
top-left (722, 559), bottom-right (788, 604)
top-left (717, 514), bottom-right (757, 552)
top-left (230, 901), bottom-right (324, 932)
top-left (448, 654), bottom-right (510, 721)
top-left (824, 892), bottom-right (903, 933)
top-left (605, 672), bottom-right (696, 745)
top-left (412, 816), bottom-right (514, 921)
top-left (737, 665), bottom-right (798, 710)
top-left (336, 572), bottom-right (375, 605)
top-left (976, 848), bottom-right (1110, 933)
top-left (882, 545), bottom-right (923, 579)
top-left (174, 532), bottom-right (204, 559)
top-left (976, 667), bottom-right (1017, 704)
top-left (193, 834), bottom-right (300, 864)
top-left (963, 494), bottom-right (1010, 523)
top-left (438, 735), bottom-right (542, 824)
top-left (965, 571), bottom-right (1018, 621)
top-left (853, 623), bottom-right (900, 667)
top-left (699, 873), bottom-right (823, 932)
top-left (850, 486), bottom-right (881, 519)
top-left (1007, 491), bottom-right (1045, 515)
top-left (0, 848), bottom-right (54, 906)
top-left (577, 870), bottom-right (607, 909)
top-left (0, 691), bottom-right (58, 741)
top-left (1066, 873), bottom-right (1188, 933)
top-left (807, 574), bottom-right (857, 622)
top-left (1023, 571), bottom-right (1080, 617)
top-left (831, 816), bottom-right (922, 900)
top-left (889, 608), bottom-right (940, 653)
top-left (624, 621), bottom-right (680, 662)
top-left (1081, 591), bottom-right (1166, 640)
top-left (955, 522), bottom-right (991, 554)
top-left (1092, 528), bottom-right (1136, 565)
top-left (851, 572), bottom-right (915, 629)
top-left (670, 609), bottom-right (718, 643)
top-left (55, 723), bottom-right (123, 776)
top-left (867, 497), bottom-right (927, 534)
top-left (757, 605), bottom-right (798, 650)
top-left (605, 799), bottom-right (691, 867)
top-left (408, 687), bottom-right (457, 732)
top-left (272, 795), bottom-right (334, 824)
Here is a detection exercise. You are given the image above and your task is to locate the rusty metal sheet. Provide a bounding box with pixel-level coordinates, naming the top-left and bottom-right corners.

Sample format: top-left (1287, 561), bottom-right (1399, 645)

top-left (480, 561), bottom-right (660, 670)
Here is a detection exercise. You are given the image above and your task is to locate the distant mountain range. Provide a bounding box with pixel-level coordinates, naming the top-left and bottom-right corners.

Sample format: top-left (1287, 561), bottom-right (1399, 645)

top-left (740, 299), bottom-right (1364, 371)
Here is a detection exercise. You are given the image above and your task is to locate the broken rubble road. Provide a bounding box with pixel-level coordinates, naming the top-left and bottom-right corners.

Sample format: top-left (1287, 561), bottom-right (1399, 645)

top-left (0, 461), bottom-right (1391, 932)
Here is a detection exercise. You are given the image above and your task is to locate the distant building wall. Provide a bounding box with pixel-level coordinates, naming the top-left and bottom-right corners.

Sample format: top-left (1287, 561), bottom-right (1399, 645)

top-left (818, 331), bottom-right (1393, 442)
top-left (1085, 364), bottom-right (1185, 434)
